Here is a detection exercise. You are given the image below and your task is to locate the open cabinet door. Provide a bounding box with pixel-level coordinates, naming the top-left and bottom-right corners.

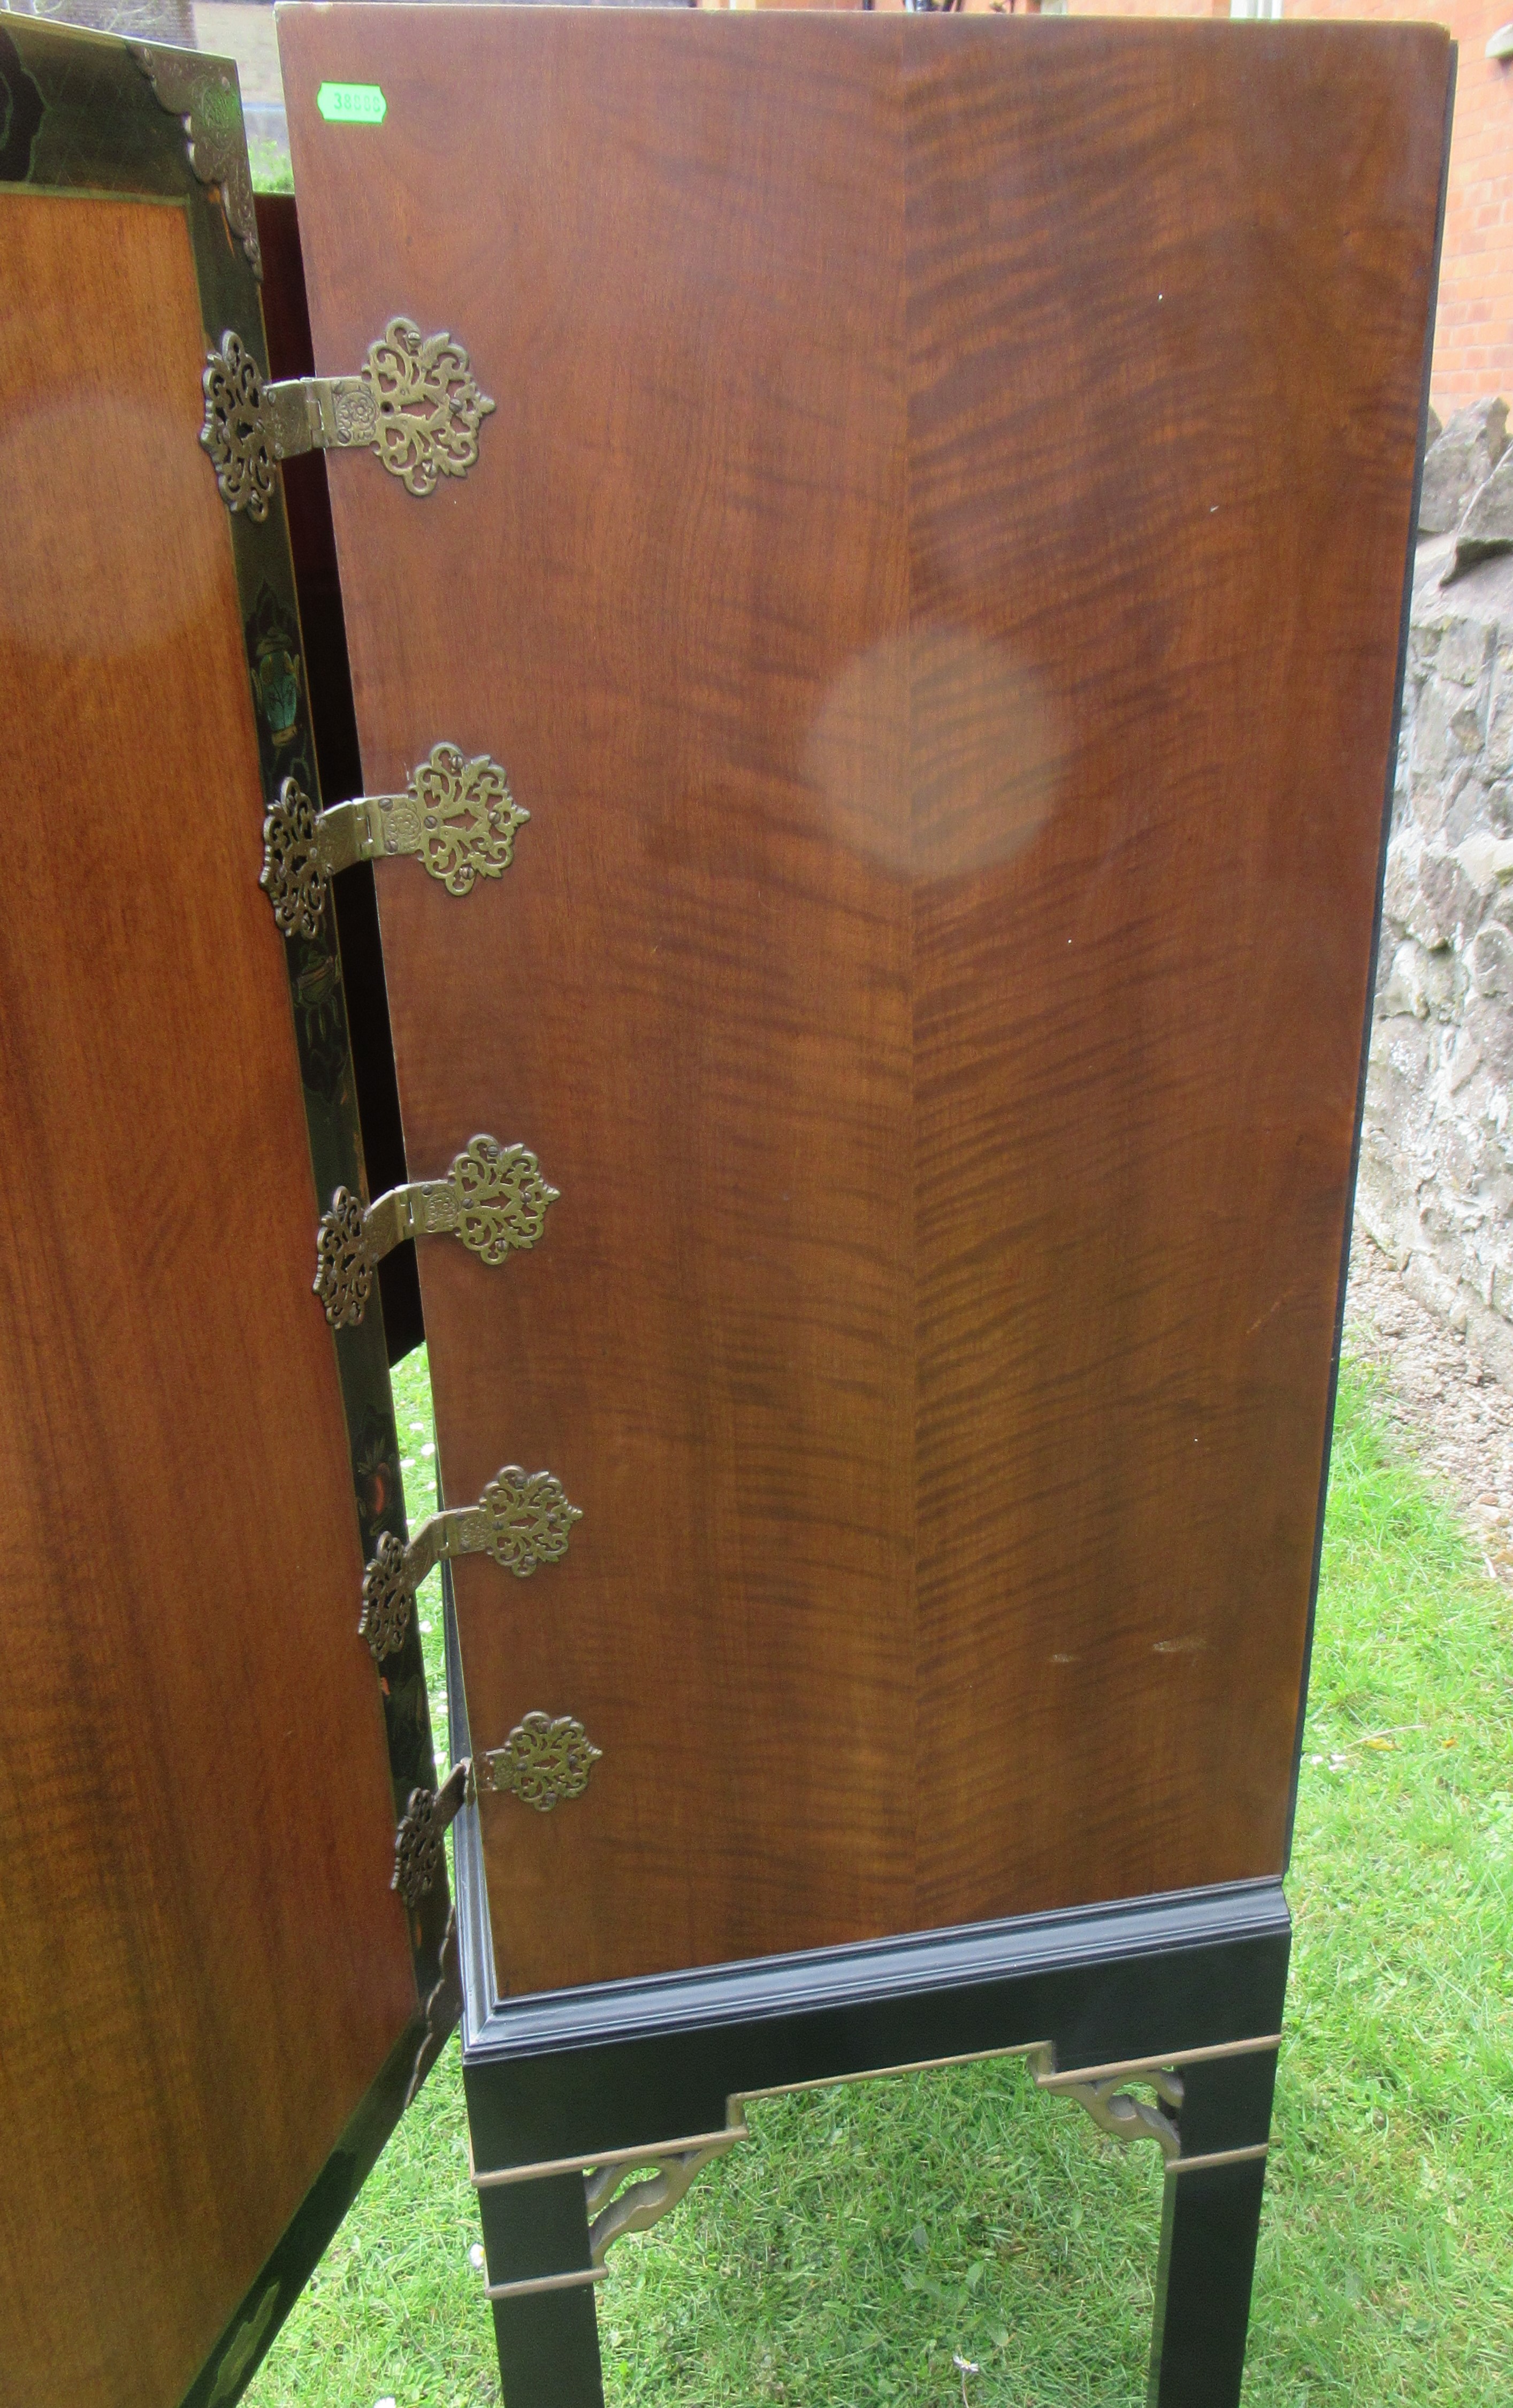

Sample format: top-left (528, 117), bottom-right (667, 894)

top-left (0, 23), bottom-right (448, 2406)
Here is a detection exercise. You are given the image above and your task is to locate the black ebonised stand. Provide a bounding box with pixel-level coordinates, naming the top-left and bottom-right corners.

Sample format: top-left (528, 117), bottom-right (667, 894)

top-left (448, 1608), bottom-right (1288, 2407)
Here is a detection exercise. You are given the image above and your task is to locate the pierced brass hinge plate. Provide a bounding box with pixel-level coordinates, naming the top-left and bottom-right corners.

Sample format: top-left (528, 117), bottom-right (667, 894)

top-left (361, 1467), bottom-right (582, 1661)
top-left (201, 318), bottom-right (494, 519)
top-left (392, 1760), bottom-right (471, 1912)
top-left (316, 1137), bottom-right (558, 1328)
top-left (260, 745), bottom-right (524, 937)
top-left (478, 1713), bottom-right (602, 1813)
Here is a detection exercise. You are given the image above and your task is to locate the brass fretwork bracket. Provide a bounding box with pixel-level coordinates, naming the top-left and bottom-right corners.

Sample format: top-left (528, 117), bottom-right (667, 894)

top-left (585, 2140), bottom-right (740, 2267)
top-left (1029, 2037), bottom-right (1279, 2175)
top-left (316, 1137), bottom-right (558, 1328)
top-left (469, 2127), bottom-right (743, 2300)
top-left (261, 745), bottom-right (526, 939)
top-left (201, 320), bottom-right (494, 519)
top-left (465, 2032), bottom-right (1285, 2300)
top-left (361, 1468), bottom-right (582, 1661)
top-left (1028, 2043), bottom-right (1182, 2160)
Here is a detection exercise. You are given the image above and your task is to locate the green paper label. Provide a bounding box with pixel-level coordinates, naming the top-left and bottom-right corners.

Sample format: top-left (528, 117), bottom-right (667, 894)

top-left (316, 82), bottom-right (387, 126)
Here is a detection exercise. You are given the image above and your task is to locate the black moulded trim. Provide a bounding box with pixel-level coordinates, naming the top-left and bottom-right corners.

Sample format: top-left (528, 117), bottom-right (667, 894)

top-left (447, 1585), bottom-right (1291, 2180)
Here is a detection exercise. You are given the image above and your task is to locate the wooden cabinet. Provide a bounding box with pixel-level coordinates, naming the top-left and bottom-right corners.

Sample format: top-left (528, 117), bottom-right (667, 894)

top-left (0, 13), bottom-right (1450, 2405)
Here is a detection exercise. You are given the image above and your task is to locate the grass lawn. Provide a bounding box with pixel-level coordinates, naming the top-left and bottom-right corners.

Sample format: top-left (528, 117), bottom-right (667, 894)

top-left (246, 1353), bottom-right (1512, 2407)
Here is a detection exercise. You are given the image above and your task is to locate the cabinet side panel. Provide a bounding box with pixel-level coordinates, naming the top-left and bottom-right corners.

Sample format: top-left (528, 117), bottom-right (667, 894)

top-left (0, 190), bottom-right (416, 2408)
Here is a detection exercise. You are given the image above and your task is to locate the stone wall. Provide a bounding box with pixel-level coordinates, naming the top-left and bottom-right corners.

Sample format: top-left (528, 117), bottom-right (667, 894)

top-left (1360, 421), bottom-right (1513, 1379)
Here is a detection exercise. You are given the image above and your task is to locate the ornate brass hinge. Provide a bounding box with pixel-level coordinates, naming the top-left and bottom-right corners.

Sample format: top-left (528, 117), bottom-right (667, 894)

top-left (361, 1467), bottom-right (582, 1660)
top-left (477, 1713), bottom-right (602, 1812)
top-left (391, 1717), bottom-right (599, 1908)
top-left (256, 741), bottom-right (523, 939)
top-left (261, 745), bottom-right (525, 937)
top-left (393, 1760), bottom-right (471, 1911)
top-left (316, 1137), bottom-right (558, 1328)
top-left (201, 319), bottom-right (494, 519)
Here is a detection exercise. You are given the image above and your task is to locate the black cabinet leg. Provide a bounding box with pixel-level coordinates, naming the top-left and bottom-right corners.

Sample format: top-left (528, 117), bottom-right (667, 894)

top-left (1147, 2157), bottom-right (1269, 2407)
top-left (1147, 2048), bottom-right (1278, 2408)
top-left (477, 2171), bottom-right (606, 2408)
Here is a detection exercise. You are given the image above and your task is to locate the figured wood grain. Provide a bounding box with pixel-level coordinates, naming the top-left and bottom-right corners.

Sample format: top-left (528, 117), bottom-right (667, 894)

top-left (902, 24), bottom-right (1450, 1920)
top-left (0, 193), bottom-right (416, 2406)
top-left (281, 10), bottom-right (1448, 1994)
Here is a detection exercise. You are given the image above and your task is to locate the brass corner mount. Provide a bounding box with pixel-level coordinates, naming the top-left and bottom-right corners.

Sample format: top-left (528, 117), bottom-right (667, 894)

top-left (132, 43), bottom-right (262, 280)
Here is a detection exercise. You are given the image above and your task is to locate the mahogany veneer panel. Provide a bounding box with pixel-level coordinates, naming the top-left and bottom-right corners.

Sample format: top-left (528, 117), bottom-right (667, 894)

top-left (282, 11), bottom-right (1448, 1993)
top-left (0, 193), bottom-right (415, 2406)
